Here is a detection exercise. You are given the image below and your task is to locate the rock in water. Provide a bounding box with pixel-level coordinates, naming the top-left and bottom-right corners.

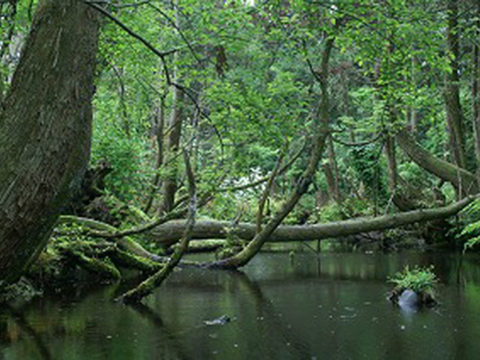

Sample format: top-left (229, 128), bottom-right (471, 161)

top-left (203, 315), bottom-right (231, 326)
top-left (398, 289), bottom-right (420, 311)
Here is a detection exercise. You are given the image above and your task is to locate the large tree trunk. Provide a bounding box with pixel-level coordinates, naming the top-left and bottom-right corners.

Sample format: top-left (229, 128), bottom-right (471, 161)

top-left (396, 129), bottom-right (478, 195)
top-left (150, 196), bottom-right (475, 245)
top-left (444, 0), bottom-right (466, 170)
top-left (0, 0), bottom-right (99, 283)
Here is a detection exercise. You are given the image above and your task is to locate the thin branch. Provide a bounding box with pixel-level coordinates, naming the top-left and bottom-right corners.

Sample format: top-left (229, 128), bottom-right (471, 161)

top-left (119, 149), bottom-right (197, 304)
top-left (84, 1), bottom-right (174, 84)
top-left (147, 2), bottom-right (203, 65)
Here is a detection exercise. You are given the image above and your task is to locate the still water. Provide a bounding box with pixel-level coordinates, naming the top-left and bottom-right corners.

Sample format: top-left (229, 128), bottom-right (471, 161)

top-left (1, 251), bottom-right (480, 359)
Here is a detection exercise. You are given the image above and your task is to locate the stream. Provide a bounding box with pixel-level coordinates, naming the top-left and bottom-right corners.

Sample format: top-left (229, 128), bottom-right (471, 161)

top-left (1, 251), bottom-right (480, 359)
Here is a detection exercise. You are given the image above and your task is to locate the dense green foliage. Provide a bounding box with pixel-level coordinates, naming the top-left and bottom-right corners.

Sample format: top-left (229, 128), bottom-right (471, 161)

top-left (3, 0), bottom-right (480, 294)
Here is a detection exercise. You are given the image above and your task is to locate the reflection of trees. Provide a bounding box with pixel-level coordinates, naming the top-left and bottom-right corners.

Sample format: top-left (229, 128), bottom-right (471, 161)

top-left (3, 305), bottom-right (51, 360)
top-left (130, 302), bottom-right (192, 360)
top-left (231, 271), bottom-right (313, 359)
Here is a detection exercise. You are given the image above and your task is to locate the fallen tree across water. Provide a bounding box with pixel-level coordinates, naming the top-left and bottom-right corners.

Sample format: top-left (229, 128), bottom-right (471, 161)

top-left (150, 196), bottom-right (476, 246)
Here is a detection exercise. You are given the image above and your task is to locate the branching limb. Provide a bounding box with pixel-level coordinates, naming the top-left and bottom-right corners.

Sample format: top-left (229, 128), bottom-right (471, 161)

top-left (120, 149), bottom-right (197, 303)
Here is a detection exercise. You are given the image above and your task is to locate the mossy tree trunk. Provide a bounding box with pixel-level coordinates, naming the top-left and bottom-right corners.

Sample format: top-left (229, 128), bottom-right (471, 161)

top-left (396, 129), bottom-right (478, 196)
top-left (0, 0), bottom-right (99, 284)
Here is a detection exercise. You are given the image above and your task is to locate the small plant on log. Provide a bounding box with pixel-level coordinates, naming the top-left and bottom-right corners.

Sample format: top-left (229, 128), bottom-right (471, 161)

top-left (388, 265), bottom-right (438, 306)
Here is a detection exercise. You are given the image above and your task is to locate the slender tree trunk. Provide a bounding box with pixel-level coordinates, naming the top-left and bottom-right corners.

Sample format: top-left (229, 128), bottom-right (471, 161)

top-left (384, 136), bottom-right (415, 211)
top-left (326, 135), bottom-right (341, 204)
top-left (159, 83), bottom-right (184, 213)
top-left (444, 0), bottom-right (466, 170)
top-left (409, 56), bottom-right (419, 135)
top-left (159, 5), bottom-right (184, 214)
top-left (340, 70), bottom-right (355, 142)
top-left (0, 0), bottom-right (99, 283)
top-left (472, 1), bottom-right (480, 181)
top-left (144, 91), bottom-right (167, 214)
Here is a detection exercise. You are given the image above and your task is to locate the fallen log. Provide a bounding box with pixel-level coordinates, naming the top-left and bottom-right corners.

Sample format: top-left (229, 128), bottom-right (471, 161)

top-left (151, 196), bottom-right (476, 246)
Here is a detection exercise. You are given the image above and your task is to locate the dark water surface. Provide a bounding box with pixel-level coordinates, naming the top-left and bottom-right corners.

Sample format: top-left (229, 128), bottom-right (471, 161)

top-left (2, 252), bottom-right (480, 359)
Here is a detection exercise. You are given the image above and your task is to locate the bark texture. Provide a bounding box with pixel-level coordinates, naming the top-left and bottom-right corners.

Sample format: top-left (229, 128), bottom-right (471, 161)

top-left (0, 0), bottom-right (99, 283)
top-left (151, 196), bottom-right (474, 245)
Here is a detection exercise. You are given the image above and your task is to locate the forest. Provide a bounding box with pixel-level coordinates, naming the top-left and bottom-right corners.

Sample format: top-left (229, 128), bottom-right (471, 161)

top-left (1, 0), bottom-right (480, 359)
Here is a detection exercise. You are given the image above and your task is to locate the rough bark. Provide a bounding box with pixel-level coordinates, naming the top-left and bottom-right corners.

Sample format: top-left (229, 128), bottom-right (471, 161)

top-left (151, 196), bottom-right (475, 246)
top-left (0, 0), bottom-right (99, 283)
top-left (396, 129), bottom-right (478, 195)
top-left (444, 0), bottom-right (466, 169)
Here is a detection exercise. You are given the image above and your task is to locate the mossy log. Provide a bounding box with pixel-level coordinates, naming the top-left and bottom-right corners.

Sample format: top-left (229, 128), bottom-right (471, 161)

top-left (66, 250), bottom-right (121, 281)
top-left (150, 196), bottom-right (476, 247)
top-left (106, 247), bottom-right (162, 273)
top-left (58, 215), bottom-right (166, 262)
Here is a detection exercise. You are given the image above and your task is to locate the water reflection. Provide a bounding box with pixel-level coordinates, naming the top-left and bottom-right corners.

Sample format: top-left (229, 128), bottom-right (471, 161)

top-left (1, 252), bottom-right (480, 359)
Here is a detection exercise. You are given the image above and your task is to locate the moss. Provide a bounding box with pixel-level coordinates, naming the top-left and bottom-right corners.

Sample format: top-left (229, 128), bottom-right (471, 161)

top-left (0, 277), bottom-right (43, 304)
